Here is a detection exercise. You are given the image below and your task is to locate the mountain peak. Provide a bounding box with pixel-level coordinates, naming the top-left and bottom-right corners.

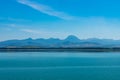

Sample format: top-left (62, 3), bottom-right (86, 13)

top-left (65, 35), bottom-right (80, 42)
top-left (25, 38), bottom-right (33, 41)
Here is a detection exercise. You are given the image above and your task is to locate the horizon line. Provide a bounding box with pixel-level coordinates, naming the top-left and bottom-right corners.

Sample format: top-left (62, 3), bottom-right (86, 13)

top-left (0, 35), bottom-right (119, 42)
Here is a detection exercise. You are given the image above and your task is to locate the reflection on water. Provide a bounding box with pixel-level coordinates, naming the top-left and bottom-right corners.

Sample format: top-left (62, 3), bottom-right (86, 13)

top-left (0, 52), bottom-right (120, 80)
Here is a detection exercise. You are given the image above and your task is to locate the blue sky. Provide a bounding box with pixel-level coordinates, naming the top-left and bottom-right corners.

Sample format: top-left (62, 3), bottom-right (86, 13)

top-left (1, 0), bottom-right (120, 41)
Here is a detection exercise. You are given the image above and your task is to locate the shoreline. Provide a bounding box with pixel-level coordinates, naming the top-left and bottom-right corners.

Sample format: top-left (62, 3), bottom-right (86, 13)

top-left (0, 48), bottom-right (120, 52)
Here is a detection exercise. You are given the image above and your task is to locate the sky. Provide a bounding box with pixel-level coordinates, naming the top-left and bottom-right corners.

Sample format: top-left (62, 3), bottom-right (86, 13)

top-left (1, 0), bottom-right (120, 41)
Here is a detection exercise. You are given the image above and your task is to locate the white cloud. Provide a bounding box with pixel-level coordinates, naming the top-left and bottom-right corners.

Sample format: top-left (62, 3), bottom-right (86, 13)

top-left (17, 0), bottom-right (74, 20)
top-left (0, 17), bottom-right (30, 22)
top-left (21, 29), bottom-right (42, 34)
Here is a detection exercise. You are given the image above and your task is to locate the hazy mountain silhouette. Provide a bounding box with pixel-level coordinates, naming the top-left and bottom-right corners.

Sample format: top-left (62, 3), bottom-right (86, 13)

top-left (1, 35), bottom-right (120, 48)
top-left (64, 35), bottom-right (81, 42)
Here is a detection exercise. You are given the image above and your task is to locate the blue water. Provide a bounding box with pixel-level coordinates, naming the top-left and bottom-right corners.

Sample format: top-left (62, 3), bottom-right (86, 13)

top-left (0, 52), bottom-right (120, 80)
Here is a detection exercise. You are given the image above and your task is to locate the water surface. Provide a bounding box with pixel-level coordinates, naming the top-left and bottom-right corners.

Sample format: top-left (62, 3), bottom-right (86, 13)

top-left (0, 52), bottom-right (120, 80)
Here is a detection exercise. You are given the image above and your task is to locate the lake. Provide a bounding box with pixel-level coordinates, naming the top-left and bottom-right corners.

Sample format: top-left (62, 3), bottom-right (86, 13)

top-left (0, 52), bottom-right (120, 80)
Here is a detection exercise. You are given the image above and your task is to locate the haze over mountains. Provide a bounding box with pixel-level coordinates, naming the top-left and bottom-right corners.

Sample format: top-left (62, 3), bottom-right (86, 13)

top-left (1, 35), bottom-right (120, 48)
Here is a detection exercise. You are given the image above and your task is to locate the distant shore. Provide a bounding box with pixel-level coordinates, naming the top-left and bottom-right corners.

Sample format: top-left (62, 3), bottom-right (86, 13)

top-left (0, 48), bottom-right (120, 52)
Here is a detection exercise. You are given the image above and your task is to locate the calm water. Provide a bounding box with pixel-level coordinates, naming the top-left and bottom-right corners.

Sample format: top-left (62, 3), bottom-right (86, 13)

top-left (0, 52), bottom-right (120, 80)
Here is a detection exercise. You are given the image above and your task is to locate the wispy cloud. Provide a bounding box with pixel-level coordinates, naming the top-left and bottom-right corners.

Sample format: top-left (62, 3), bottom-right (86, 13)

top-left (0, 17), bottom-right (29, 22)
top-left (21, 28), bottom-right (60, 35)
top-left (21, 29), bottom-right (42, 34)
top-left (17, 0), bottom-right (74, 20)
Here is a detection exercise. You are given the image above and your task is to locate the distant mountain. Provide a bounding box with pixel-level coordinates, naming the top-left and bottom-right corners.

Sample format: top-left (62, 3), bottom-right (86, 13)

top-left (64, 35), bottom-right (81, 42)
top-left (1, 35), bottom-right (120, 48)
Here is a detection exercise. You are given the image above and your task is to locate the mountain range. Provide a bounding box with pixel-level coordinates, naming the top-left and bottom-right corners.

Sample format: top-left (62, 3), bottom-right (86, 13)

top-left (1, 35), bottom-right (120, 48)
